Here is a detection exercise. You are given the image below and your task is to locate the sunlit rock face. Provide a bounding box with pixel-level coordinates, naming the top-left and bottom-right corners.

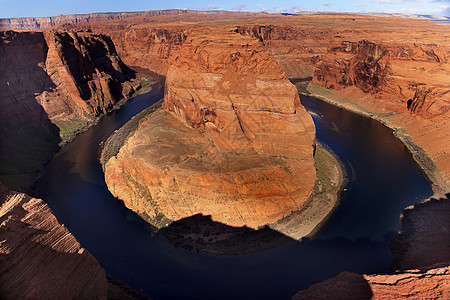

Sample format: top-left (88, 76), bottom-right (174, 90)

top-left (0, 183), bottom-right (108, 299)
top-left (104, 33), bottom-right (316, 229)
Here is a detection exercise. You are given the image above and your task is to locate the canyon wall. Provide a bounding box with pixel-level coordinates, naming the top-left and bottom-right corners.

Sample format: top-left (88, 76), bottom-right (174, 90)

top-left (106, 26), bottom-right (188, 75)
top-left (235, 17), bottom-right (450, 191)
top-left (0, 9), bottom-right (232, 30)
top-left (0, 30), bottom-right (138, 191)
top-left (73, 14), bottom-right (448, 191)
top-left (0, 183), bottom-right (107, 299)
top-left (103, 33), bottom-right (316, 229)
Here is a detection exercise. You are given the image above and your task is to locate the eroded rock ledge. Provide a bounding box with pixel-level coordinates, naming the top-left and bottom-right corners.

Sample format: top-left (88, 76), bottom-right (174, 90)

top-left (103, 33), bottom-right (316, 229)
top-left (0, 183), bottom-right (107, 299)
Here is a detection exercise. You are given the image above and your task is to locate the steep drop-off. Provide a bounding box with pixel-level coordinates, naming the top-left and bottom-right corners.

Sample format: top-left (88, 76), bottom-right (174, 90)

top-left (0, 30), bottom-right (138, 190)
top-left (0, 183), bottom-right (107, 299)
top-left (103, 33), bottom-right (316, 229)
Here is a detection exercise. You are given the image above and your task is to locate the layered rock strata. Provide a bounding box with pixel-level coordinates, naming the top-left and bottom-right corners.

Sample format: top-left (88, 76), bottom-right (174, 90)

top-left (104, 33), bottom-right (316, 229)
top-left (0, 183), bottom-right (107, 299)
top-left (0, 30), bottom-right (138, 190)
top-left (236, 19), bottom-right (450, 191)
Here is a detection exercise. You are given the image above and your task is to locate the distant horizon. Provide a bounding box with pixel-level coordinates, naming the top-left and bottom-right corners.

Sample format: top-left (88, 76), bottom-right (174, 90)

top-left (0, 0), bottom-right (448, 19)
top-left (0, 8), bottom-right (449, 20)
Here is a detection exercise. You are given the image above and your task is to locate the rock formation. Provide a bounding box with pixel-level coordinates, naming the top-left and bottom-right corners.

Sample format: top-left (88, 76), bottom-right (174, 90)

top-left (0, 30), bottom-right (138, 191)
top-left (0, 183), bottom-right (107, 299)
top-left (236, 16), bottom-right (449, 191)
top-left (106, 26), bottom-right (188, 75)
top-left (103, 33), bottom-right (316, 229)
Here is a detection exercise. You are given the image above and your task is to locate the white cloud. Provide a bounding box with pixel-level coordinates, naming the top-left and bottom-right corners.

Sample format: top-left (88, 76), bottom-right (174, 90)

top-left (255, 5), bottom-right (303, 13)
top-left (385, 6), bottom-right (444, 13)
top-left (207, 4), bottom-right (221, 10)
top-left (323, 2), bottom-right (331, 6)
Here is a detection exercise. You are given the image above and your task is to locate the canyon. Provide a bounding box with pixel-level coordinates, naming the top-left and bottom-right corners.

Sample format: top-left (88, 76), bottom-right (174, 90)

top-left (0, 29), bottom-right (140, 191)
top-left (61, 13), bottom-right (449, 192)
top-left (0, 10), bottom-right (448, 299)
top-left (103, 33), bottom-right (317, 229)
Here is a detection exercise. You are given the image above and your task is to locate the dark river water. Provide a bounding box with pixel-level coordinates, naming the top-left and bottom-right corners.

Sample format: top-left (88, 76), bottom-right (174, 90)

top-left (35, 87), bottom-right (432, 299)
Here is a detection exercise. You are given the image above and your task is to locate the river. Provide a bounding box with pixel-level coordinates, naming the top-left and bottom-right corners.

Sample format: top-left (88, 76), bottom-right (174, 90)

top-left (35, 86), bottom-right (432, 299)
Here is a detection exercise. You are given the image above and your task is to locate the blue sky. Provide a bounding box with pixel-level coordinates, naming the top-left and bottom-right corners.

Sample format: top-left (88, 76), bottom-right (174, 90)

top-left (0, 0), bottom-right (449, 18)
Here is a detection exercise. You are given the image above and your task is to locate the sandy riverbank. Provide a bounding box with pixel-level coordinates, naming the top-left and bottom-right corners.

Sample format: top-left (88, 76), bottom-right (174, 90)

top-left (269, 143), bottom-right (346, 240)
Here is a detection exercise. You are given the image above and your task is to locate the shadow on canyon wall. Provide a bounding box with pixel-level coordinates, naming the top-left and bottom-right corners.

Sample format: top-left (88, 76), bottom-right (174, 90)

top-left (390, 193), bottom-right (450, 272)
top-left (0, 32), bottom-right (61, 192)
top-left (294, 272), bottom-right (373, 300)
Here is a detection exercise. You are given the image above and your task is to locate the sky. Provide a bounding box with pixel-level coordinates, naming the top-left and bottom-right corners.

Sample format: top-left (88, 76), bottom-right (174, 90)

top-left (0, 0), bottom-right (449, 18)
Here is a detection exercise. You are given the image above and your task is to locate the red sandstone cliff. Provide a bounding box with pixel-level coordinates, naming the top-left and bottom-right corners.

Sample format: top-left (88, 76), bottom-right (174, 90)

top-left (103, 33), bottom-right (316, 229)
top-left (0, 30), bottom-right (138, 191)
top-left (0, 183), bottom-right (107, 299)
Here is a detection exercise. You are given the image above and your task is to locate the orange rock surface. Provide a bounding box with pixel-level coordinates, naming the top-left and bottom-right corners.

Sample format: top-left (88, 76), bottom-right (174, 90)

top-left (0, 183), bottom-right (107, 299)
top-left (235, 16), bottom-right (450, 192)
top-left (104, 33), bottom-right (316, 229)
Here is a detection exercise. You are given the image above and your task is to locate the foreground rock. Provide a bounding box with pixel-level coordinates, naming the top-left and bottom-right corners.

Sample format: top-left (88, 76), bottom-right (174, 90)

top-left (0, 30), bottom-right (139, 191)
top-left (0, 183), bottom-right (107, 299)
top-left (104, 33), bottom-right (316, 229)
